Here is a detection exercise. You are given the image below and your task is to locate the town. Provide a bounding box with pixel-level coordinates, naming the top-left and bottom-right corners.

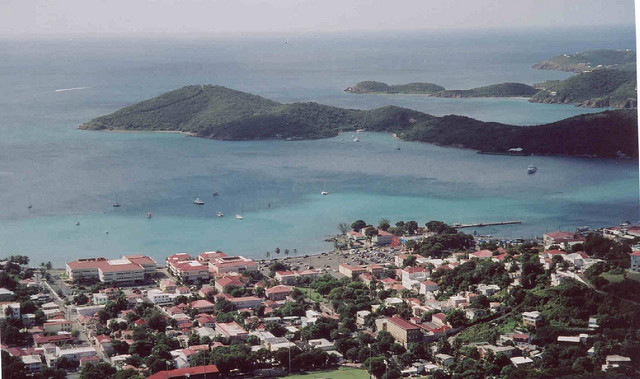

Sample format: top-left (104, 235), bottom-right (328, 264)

top-left (1, 219), bottom-right (639, 379)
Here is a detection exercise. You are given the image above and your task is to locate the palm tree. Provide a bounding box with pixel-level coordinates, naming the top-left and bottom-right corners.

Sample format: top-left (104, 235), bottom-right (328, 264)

top-left (265, 251), bottom-right (271, 259)
top-left (275, 247), bottom-right (281, 256)
top-left (284, 249), bottom-right (289, 256)
top-left (293, 249), bottom-right (298, 257)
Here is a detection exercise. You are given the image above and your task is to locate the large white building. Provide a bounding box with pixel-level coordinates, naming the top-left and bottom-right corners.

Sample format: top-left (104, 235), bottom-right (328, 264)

top-left (66, 255), bottom-right (156, 284)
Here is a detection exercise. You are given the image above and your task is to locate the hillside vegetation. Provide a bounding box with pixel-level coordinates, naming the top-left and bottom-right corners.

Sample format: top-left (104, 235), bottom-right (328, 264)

top-left (433, 82), bottom-right (538, 98)
top-left (532, 49), bottom-right (636, 73)
top-left (344, 81), bottom-right (445, 94)
top-left (531, 69), bottom-right (637, 109)
top-left (80, 85), bottom-right (638, 158)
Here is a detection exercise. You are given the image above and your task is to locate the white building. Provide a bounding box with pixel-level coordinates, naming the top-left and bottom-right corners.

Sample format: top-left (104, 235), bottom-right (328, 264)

top-left (22, 354), bottom-right (43, 373)
top-left (146, 289), bottom-right (175, 305)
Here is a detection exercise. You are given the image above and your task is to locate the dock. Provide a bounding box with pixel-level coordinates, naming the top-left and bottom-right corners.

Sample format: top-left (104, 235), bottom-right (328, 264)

top-left (453, 220), bottom-right (521, 228)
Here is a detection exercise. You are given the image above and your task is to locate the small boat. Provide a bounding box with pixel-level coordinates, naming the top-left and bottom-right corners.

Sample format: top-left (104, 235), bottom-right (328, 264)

top-left (235, 214), bottom-right (243, 220)
top-left (353, 137), bottom-right (360, 142)
top-left (28, 204), bottom-right (32, 209)
top-left (395, 147), bottom-right (401, 151)
top-left (193, 198), bottom-right (205, 205)
top-left (76, 221), bottom-right (80, 226)
top-left (113, 203), bottom-right (121, 208)
top-left (527, 164), bottom-right (537, 174)
top-left (105, 231), bottom-right (109, 234)
top-left (212, 192), bottom-right (219, 197)
top-left (146, 211), bottom-right (152, 219)
top-left (217, 212), bottom-right (224, 217)
top-left (321, 191), bottom-right (328, 196)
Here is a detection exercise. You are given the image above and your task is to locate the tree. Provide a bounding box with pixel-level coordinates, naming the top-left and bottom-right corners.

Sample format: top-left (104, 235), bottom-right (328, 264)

top-left (404, 255), bottom-right (417, 267)
top-left (364, 226), bottom-right (378, 239)
top-left (80, 362), bottom-right (116, 379)
top-left (73, 293), bottom-right (89, 305)
top-left (1, 351), bottom-right (27, 379)
top-left (338, 222), bottom-right (350, 234)
top-left (19, 300), bottom-right (37, 314)
top-left (379, 218), bottom-right (391, 231)
top-left (351, 220), bottom-right (366, 231)
top-left (265, 251), bottom-right (270, 259)
top-left (364, 356), bottom-right (387, 378)
top-left (275, 247), bottom-right (281, 256)
top-left (284, 249), bottom-right (290, 256)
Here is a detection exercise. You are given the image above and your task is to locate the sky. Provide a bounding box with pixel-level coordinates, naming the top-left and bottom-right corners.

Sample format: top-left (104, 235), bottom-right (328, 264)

top-left (0, 0), bottom-right (636, 36)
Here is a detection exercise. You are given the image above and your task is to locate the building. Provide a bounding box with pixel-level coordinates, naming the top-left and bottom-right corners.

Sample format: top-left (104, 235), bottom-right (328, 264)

top-left (215, 277), bottom-right (244, 293)
top-left (338, 264), bottom-right (367, 278)
top-left (147, 365), bottom-right (219, 379)
top-left (543, 231), bottom-right (585, 249)
top-left (511, 357), bottom-right (533, 368)
top-left (226, 295), bottom-right (261, 309)
top-left (0, 288), bottom-right (14, 301)
top-left (43, 319), bottom-right (72, 333)
top-left (198, 251), bottom-right (228, 263)
top-left (401, 267), bottom-right (429, 290)
top-left (522, 311), bottom-right (542, 327)
top-left (2, 303), bottom-right (20, 319)
top-left (92, 293), bottom-right (109, 305)
top-left (208, 256), bottom-right (258, 274)
top-left (631, 251), bottom-right (640, 273)
top-left (169, 261), bottom-right (210, 283)
top-left (21, 355), bottom-right (43, 374)
top-left (274, 271), bottom-right (297, 285)
top-left (45, 346), bottom-right (97, 368)
top-left (376, 316), bottom-right (422, 346)
top-left (66, 256), bottom-right (154, 284)
top-left (356, 310), bottom-right (371, 327)
top-left (214, 322), bottom-right (248, 341)
top-left (265, 285), bottom-right (293, 301)
top-left (190, 300), bottom-right (215, 314)
top-left (160, 279), bottom-right (178, 292)
top-left (470, 250), bottom-right (494, 259)
top-left (372, 230), bottom-right (394, 245)
top-left (147, 289), bottom-right (175, 305)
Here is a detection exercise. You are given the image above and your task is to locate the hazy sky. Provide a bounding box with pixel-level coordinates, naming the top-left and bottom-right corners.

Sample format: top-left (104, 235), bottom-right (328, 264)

top-left (0, 0), bottom-right (635, 36)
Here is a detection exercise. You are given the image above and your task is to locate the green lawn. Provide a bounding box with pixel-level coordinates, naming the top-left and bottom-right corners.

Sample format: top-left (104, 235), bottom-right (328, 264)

top-left (601, 273), bottom-right (625, 283)
top-left (299, 287), bottom-right (324, 303)
top-left (281, 367), bottom-right (369, 379)
top-left (626, 271), bottom-right (640, 282)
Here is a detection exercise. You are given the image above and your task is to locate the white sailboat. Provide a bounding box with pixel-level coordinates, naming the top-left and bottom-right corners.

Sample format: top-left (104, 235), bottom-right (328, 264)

top-left (235, 204), bottom-right (243, 219)
top-left (217, 212), bottom-right (224, 217)
top-left (321, 181), bottom-right (328, 195)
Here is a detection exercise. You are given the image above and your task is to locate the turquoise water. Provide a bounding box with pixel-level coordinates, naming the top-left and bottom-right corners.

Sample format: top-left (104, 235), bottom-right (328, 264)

top-left (0, 26), bottom-right (637, 265)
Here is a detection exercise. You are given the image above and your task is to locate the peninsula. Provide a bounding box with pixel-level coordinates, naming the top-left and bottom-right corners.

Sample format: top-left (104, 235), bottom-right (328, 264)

top-left (345, 49), bottom-right (637, 109)
top-left (344, 81), bottom-right (538, 98)
top-left (80, 85), bottom-right (638, 158)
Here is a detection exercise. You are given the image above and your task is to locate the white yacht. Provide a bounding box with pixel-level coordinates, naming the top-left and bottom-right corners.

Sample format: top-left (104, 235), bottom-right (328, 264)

top-left (235, 214), bottom-right (243, 220)
top-left (217, 212), bottom-right (224, 217)
top-left (193, 198), bottom-right (205, 205)
top-left (321, 191), bottom-right (329, 195)
top-left (527, 164), bottom-right (537, 174)
top-left (146, 211), bottom-right (152, 219)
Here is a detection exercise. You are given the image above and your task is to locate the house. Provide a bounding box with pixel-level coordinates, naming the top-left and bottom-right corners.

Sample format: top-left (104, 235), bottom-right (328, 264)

top-left (196, 314), bottom-right (216, 328)
top-left (543, 231), bottom-right (585, 249)
top-left (160, 279), bottom-right (177, 292)
top-left (198, 251), bottom-right (228, 263)
top-left (338, 264), bottom-right (366, 278)
top-left (175, 286), bottom-right (191, 295)
top-left (92, 293), bottom-right (109, 305)
top-left (307, 338), bottom-right (334, 351)
top-left (198, 287), bottom-right (216, 298)
top-left (274, 271), bottom-right (297, 285)
top-left (214, 322), bottom-right (248, 341)
top-left (477, 284), bottom-right (500, 296)
top-left (356, 310), bottom-right (371, 327)
top-left (21, 355), bottom-right (43, 373)
top-left (431, 313), bottom-right (448, 327)
top-left (95, 334), bottom-right (113, 355)
top-left (147, 289), bottom-right (175, 305)
top-left (265, 285), bottom-right (293, 301)
top-left (296, 269), bottom-right (320, 281)
top-left (604, 355), bottom-right (632, 371)
top-left (522, 311), bottom-right (542, 327)
top-left (435, 353), bottom-right (454, 368)
top-left (33, 334), bottom-right (73, 347)
top-left (215, 277), bottom-right (244, 293)
top-left (190, 300), bottom-right (215, 314)
top-left (0, 288), bottom-right (14, 301)
top-left (43, 319), bottom-right (72, 333)
top-left (511, 357), bottom-right (533, 368)
top-left (465, 308), bottom-right (488, 321)
top-left (372, 229), bottom-right (394, 245)
top-left (2, 303), bottom-right (21, 319)
top-left (470, 250), bottom-right (494, 259)
top-left (208, 256), bottom-right (258, 274)
top-left (376, 316), bottom-right (422, 346)
top-left (347, 231), bottom-right (366, 241)
top-left (631, 251), bottom-right (640, 273)
top-left (419, 280), bottom-right (438, 294)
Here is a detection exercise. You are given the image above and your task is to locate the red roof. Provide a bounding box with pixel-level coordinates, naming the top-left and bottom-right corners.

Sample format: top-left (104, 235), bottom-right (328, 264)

top-left (388, 316), bottom-right (419, 330)
top-left (432, 313), bottom-right (446, 321)
top-left (123, 255), bottom-right (156, 265)
top-left (147, 365), bottom-right (219, 379)
top-left (377, 230), bottom-right (394, 236)
top-left (421, 280), bottom-right (438, 286)
top-left (217, 277), bottom-right (243, 287)
top-left (99, 263), bottom-right (143, 273)
top-left (266, 285), bottom-right (293, 295)
top-left (513, 333), bottom-right (529, 339)
top-left (199, 251), bottom-right (228, 260)
top-left (631, 251), bottom-right (640, 257)
top-left (275, 270), bottom-right (296, 276)
top-left (66, 258), bottom-right (108, 270)
top-left (191, 300), bottom-right (215, 309)
top-left (471, 250), bottom-right (493, 258)
top-left (545, 249), bottom-right (566, 255)
top-left (33, 334), bottom-right (72, 344)
top-left (546, 231), bottom-right (575, 240)
top-left (492, 253), bottom-right (508, 261)
top-left (173, 261), bottom-right (208, 271)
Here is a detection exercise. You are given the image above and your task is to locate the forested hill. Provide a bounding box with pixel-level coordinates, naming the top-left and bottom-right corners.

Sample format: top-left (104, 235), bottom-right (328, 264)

top-left (344, 81), bottom-right (537, 97)
top-left (532, 49), bottom-right (636, 73)
top-left (80, 85), bottom-right (638, 158)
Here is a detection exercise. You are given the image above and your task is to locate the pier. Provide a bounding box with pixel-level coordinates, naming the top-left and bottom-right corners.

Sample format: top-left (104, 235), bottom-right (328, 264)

top-left (453, 220), bottom-right (522, 228)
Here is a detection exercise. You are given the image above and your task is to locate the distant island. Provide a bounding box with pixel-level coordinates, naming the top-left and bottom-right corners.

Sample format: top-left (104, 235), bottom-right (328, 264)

top-left (346, 49), bottom-right (637, 109)
top-left (80, 85), bottom-right (638, 158)
top-left (344, 81), bottom-right (538, 98)
top-left (532, 49), bottom-right (636, 73)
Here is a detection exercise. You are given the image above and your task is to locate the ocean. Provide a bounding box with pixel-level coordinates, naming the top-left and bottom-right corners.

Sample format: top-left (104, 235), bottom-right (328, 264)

top-left (0, 25), bottom-right (637, 265)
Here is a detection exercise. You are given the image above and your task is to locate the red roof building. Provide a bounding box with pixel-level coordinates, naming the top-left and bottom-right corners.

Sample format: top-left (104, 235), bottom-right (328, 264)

top-left (147, 365), bottom-right (219, 379)
top-left (470, 250), bottom-right (493, 259)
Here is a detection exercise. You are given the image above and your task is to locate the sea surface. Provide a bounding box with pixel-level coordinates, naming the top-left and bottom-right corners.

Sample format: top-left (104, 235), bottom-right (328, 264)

top-left (0, 26), bottom-right (637, 265)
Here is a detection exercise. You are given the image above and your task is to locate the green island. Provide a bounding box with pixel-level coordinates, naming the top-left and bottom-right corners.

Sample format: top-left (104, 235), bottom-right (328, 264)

top-left (345, 81), bottom-right (538, 98)
top-left (345, 49), bottom-right (637, 109)
top-left (531, 49), bottom-right (636, 73)
top-left (79, 85), bottom-right (638, 158)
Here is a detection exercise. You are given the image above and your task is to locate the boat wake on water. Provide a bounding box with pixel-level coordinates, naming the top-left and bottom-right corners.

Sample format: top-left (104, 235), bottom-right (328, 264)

top-left (55, 87), bottom-right (91, 92)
